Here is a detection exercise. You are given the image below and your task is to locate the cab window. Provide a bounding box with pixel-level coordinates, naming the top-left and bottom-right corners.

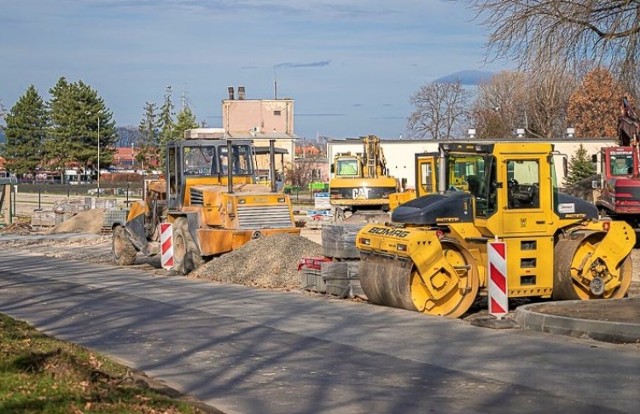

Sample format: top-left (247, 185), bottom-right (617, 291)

top-left (475, 156), bottom-right (497, 217)
top-left (219, 145), bottom-right (253, 175)
top-left (507, 160), bottom-right (540, 209)
top-left (183, 146), bottom-right (214, 176)
top-left (611, 154), bottom-right (633, 175)
top-left (337, 159), bottom-right (359, 176)
top-left (419, 161), bottom-right (435, 194)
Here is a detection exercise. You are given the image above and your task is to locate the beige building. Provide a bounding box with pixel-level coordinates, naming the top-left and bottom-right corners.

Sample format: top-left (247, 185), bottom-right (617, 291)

top-left (185, 86), bottom-right (299, 180)
top-left (222, 86), bottom-right (297, 175)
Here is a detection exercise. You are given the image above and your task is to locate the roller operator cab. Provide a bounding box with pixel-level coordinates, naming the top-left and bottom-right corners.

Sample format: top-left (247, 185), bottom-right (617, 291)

top-left (356, 142), bottom-right (634, 318)
top-left (113, 138), bottom-right (300, 275)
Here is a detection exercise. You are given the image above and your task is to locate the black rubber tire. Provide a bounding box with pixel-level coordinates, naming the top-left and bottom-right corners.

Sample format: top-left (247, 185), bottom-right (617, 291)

top-left (172, 217), bottom-right (204, 275)
top-left (112, 225), bottom-right (137, 266)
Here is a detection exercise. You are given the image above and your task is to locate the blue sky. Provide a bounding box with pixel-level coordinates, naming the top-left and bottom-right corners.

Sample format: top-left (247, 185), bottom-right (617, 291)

top-left (1, 0), bottom-right (507, 139)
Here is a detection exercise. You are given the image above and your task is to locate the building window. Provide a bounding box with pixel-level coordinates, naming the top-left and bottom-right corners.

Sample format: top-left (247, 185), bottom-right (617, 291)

top-left (274, 110), bottom-right (282, 116)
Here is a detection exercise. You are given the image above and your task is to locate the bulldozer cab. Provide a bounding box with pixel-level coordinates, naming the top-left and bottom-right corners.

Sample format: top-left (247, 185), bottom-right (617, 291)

top-left (166, 139), bottom-right (255, 209)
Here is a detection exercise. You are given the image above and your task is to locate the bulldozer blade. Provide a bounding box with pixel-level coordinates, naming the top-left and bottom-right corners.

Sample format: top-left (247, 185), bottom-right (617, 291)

top-left (359, 253), bottom-right (417, 311)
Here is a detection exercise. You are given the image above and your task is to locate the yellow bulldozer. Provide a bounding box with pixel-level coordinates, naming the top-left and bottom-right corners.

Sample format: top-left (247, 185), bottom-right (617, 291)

top-left (329, 135), bottom-right (399, 220)
top-left (357, 142), bottom-right (634, 317)
top-left (112, 137), bottom-right (300, 274)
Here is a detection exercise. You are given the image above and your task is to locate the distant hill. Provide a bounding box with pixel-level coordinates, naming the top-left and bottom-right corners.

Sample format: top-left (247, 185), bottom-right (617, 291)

top-left (0, 129), bottom-right (4, 145)
top-left (434, 70), bottom-right (495, 85)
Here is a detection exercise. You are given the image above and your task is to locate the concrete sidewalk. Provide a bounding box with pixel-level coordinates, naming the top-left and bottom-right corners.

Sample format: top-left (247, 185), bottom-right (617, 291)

top-left (516, 297), bottom-right (640, 344)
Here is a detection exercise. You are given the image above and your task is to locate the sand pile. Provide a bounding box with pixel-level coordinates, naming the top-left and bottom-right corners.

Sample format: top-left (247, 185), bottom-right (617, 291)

top-left (190, 232), bottom-right (324, 289)
top-left (48, 209), bottom-right (105, 234)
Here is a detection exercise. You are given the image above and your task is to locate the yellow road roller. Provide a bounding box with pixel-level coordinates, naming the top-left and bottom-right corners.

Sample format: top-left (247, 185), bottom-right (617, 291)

top-left (356, 142), bottom-right (634, 317)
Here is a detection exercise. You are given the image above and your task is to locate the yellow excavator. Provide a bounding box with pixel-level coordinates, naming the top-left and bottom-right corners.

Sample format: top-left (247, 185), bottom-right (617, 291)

top-left (112, 136), bottom-right (300, 274)
top-left (357, 142), bottom-right (634, 317)
top-left (329, 135), bottom-right (399, 221)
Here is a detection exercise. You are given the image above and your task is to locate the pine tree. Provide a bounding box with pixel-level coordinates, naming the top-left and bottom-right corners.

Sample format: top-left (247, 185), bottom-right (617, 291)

top-left (158, 86), bottom-right (176, 168)
top-left (137, 102), bottom-right (160, 172)
top-left (47, 77), bottom-right (117, 177)
top-left (4, 85), bottom-right (48, 177)
top-left (564, 144), bottom-right (596, 187)
top-left (175, 105), bottom-right (199, 139)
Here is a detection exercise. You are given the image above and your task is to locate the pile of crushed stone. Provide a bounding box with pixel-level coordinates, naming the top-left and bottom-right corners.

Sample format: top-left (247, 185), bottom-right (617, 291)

top-left (190, 232), bottom-right (324, 289)
top-left (47, 209), bottom-right (105, 234)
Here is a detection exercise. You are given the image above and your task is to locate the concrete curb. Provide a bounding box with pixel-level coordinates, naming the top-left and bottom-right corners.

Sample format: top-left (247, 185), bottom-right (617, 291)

top-left (515, 300), bottom-right (640, 344)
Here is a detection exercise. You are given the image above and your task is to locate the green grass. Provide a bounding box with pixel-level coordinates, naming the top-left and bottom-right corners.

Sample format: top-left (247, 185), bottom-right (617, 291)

top-left (0, 314), bottom-right (210, 414)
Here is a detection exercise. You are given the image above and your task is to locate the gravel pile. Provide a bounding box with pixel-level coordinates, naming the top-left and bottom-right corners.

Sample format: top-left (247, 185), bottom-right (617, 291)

top-left (190, 232), bottom-right (324, 289)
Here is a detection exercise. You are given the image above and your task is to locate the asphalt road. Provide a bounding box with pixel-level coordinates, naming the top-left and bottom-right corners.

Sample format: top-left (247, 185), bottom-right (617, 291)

top-left (1, 253), bottom-right (639, 414)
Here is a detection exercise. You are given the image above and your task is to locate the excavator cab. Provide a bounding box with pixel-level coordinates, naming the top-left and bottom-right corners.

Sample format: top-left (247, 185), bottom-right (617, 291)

top-left (329, 135), bottom-right (399, 218)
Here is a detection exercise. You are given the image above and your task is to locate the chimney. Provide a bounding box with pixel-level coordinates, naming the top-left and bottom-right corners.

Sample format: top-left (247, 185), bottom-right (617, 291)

top-left (238, 86), bottom-right (246, 100)
top-left (227, 86), bottom-right (234, 100)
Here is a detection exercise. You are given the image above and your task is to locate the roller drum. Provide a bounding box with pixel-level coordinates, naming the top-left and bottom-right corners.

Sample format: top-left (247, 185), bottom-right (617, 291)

top-left (553, 233), bottom-right (632, 300)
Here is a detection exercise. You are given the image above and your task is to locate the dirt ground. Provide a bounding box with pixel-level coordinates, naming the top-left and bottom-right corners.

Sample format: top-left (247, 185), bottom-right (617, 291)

top-left (0, 208), bottom-right (638, 323)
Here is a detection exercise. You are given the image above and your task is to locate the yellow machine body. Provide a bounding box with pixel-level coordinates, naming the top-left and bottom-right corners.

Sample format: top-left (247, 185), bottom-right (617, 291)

top-left (357, 142), bottom-right (635, 317)
top-left (389, 153), bottom-right (438, 210)
top-left (116, 138), bottom-right (299, 274)
top-left (329, 135), bottom-right (399, 214)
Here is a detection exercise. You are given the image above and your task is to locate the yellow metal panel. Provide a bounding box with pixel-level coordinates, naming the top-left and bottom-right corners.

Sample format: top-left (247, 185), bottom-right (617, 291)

top-left (127, 200), bottom-right (148, 221)
top-left (503, 236), bottom-right (554, 298)
top-left (197, 227), bottom-right (300, 256)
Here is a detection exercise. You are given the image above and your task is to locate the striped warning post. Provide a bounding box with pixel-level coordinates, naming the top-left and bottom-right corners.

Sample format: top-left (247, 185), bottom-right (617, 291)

top-left (160, 223), bottom-right (174, 270)
top-left (487, 240), bottom-right (508, 319)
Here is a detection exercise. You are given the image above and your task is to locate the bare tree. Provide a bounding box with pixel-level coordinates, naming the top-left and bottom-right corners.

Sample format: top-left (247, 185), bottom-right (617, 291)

top-left (469, 71), bottom-right (528, 138)
top-left (469, 69), bottom-right (577, 138)
top-left (526, 67), bottom-right (578, 138)
top-left (407, 80), bottom-right (470, 140)
top-left (464, 0), bottom-right (640, 95)
top-left (287, 157), bottom-right (325, 188)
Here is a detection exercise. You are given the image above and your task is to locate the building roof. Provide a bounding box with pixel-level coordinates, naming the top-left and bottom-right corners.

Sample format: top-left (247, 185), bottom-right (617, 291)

top-left (254, 146), bottom-right (289, 155)
top-left (226, 131), bottom-right (299, 140)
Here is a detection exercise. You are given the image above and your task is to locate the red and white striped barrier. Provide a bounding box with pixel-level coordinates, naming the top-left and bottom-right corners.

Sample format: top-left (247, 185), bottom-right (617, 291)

top-left (160, 223), bottom-right (174, 270)
top-left (487, 240), bottom-right (508, 319)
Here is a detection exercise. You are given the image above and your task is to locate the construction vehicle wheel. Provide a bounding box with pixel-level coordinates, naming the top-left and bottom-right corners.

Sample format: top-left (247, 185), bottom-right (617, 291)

top-left (112, 225), bottom-right (137, 266)
top-left (554, 234), bottom-right (632, 300)
top-left (172, 217), bottom-right (204, 275)
top-left (409, 241), bottom-right (479, 318)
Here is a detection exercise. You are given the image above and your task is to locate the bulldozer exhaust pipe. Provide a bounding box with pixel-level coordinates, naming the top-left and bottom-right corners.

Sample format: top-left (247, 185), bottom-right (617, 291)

top-left (438, 147), bottom-right (446, 193)
top-left (270, 139), bottom-right (276, 193)
top-left (227, 140), bottom-right (233, 194)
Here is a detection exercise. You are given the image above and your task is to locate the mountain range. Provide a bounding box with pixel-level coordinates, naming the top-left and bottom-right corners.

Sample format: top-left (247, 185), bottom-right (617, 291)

top-left (434, 70), bottom-right (495, 85)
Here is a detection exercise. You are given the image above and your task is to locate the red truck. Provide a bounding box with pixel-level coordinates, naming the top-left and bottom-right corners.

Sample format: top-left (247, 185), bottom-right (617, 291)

top-left (594, 98), bottom-right (640, 227)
